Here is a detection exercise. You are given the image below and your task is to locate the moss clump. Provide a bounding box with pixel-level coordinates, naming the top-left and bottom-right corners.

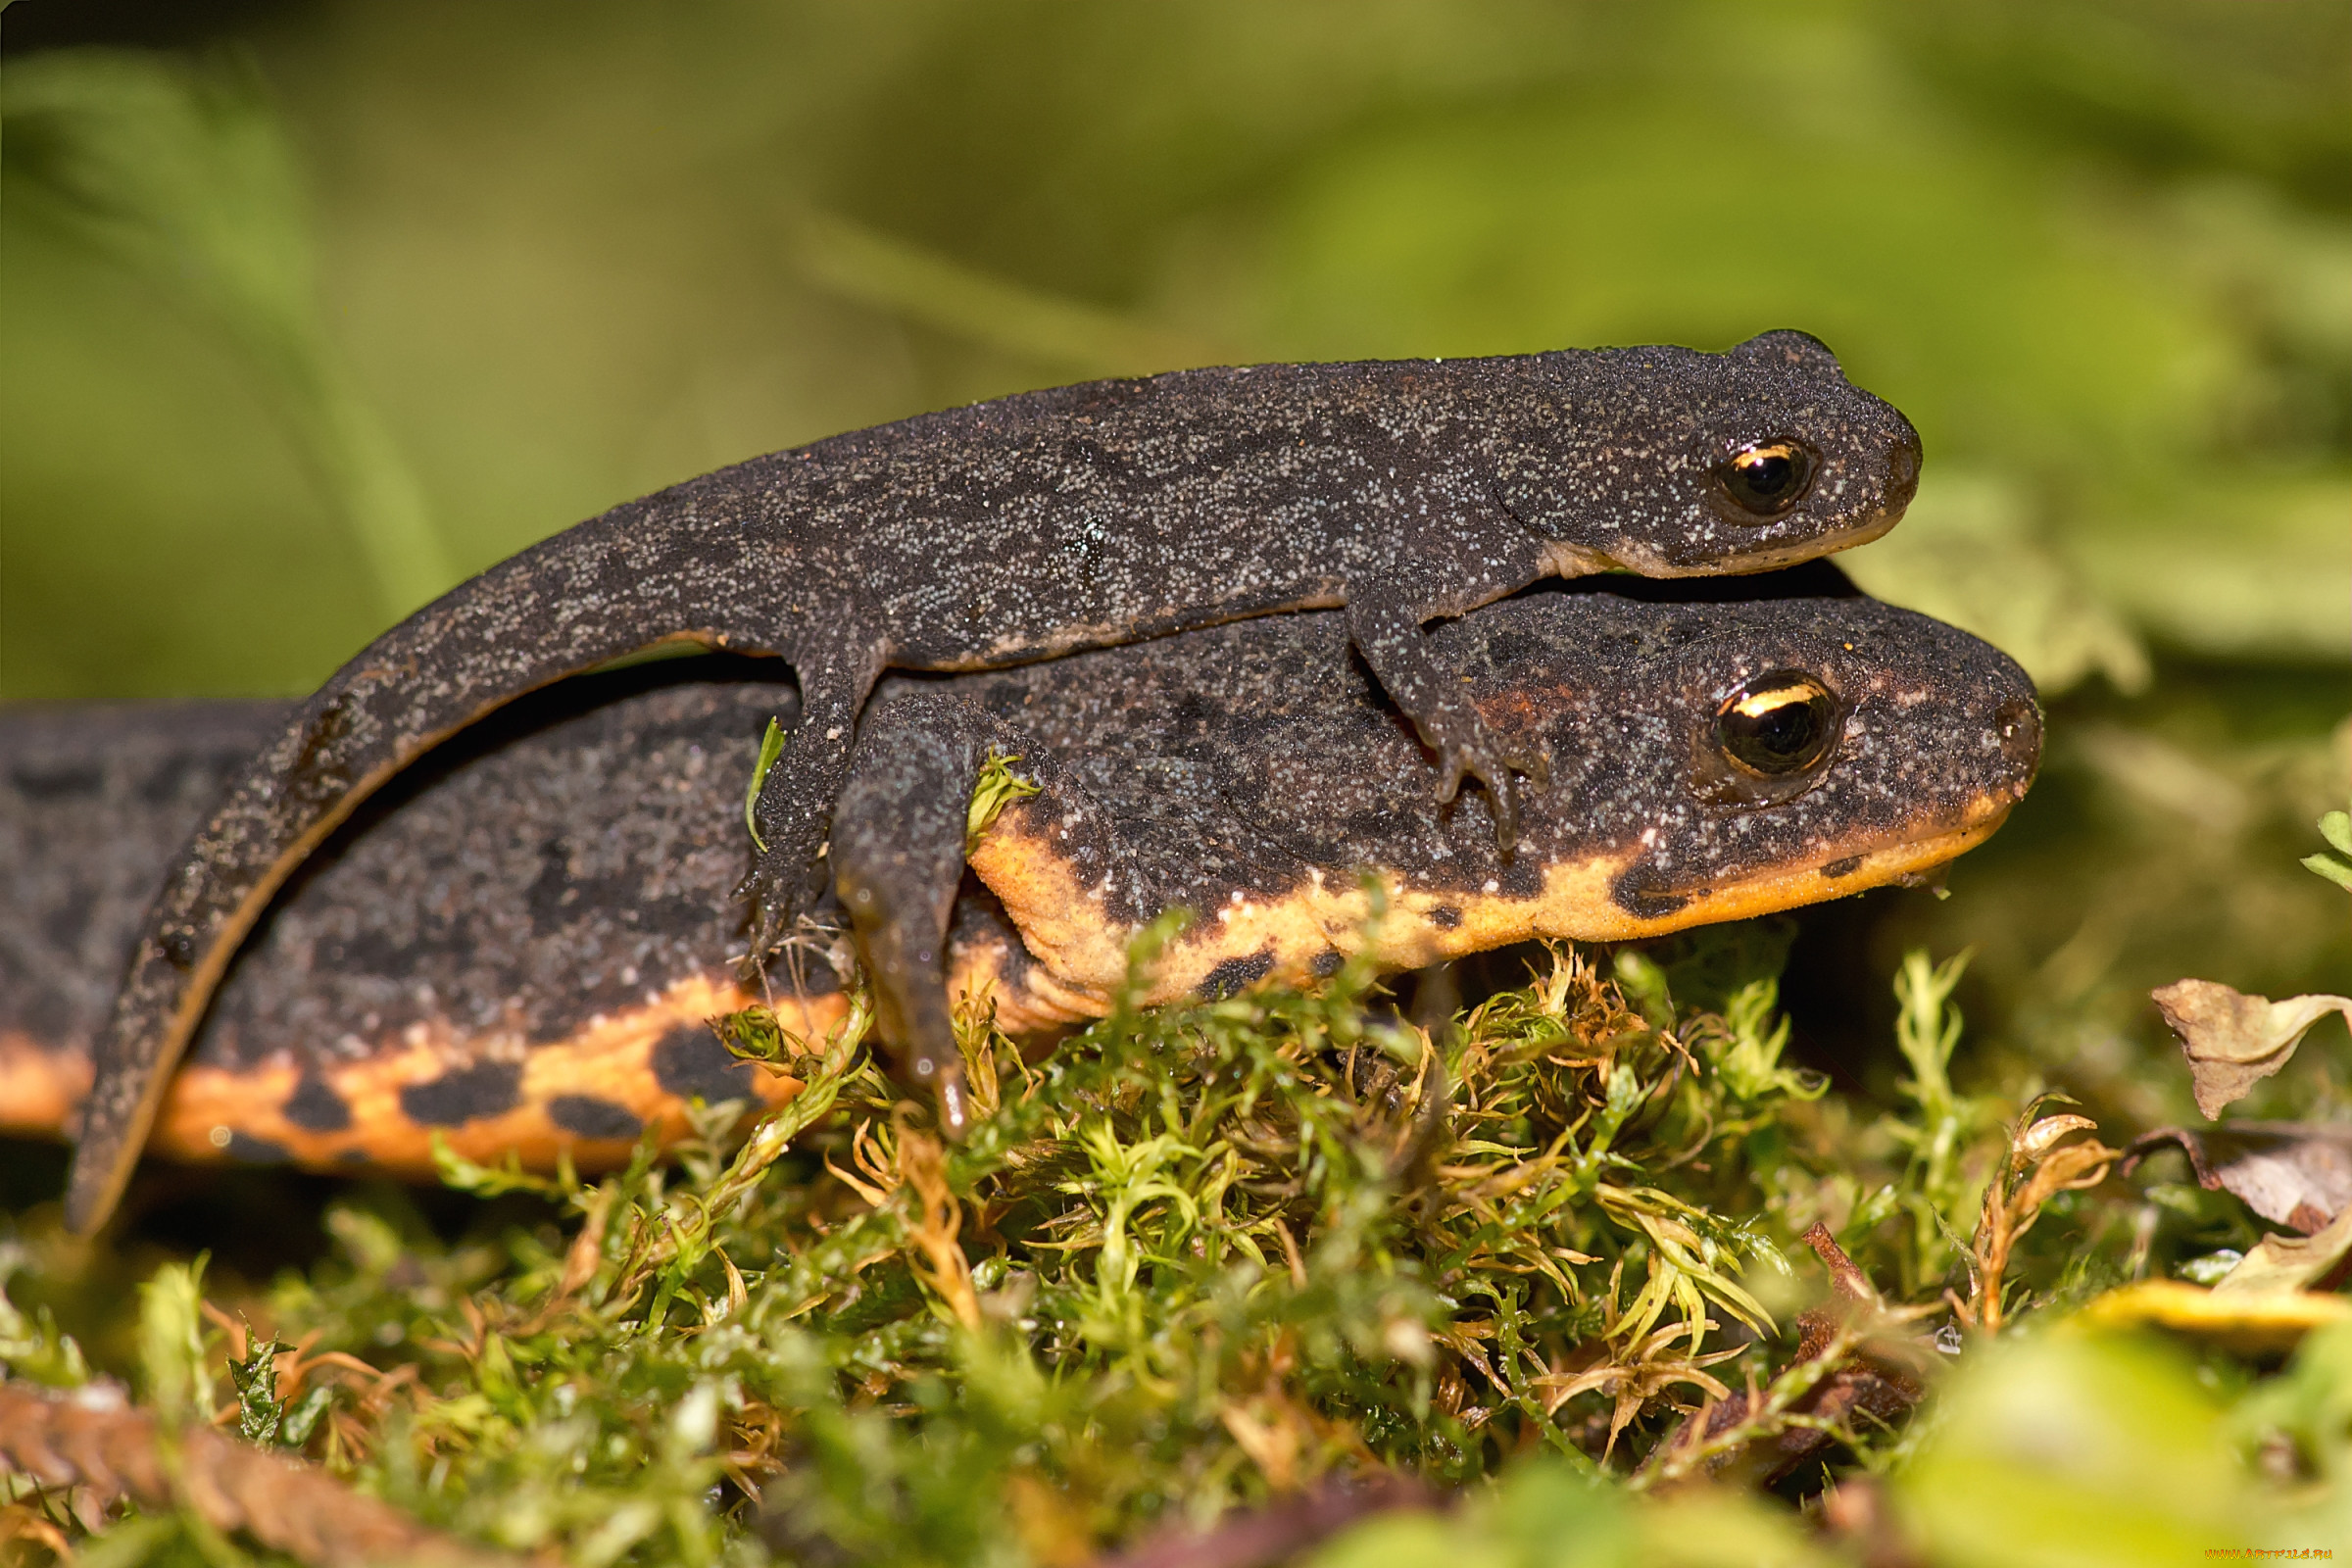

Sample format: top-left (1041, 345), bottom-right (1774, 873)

top-left (3, 922), bottom-right (2341, 1564)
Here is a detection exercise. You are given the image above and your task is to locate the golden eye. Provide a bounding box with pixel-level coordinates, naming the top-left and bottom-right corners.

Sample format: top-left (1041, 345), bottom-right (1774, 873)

top-left (1715, 439), bottom-right (1815, 518)
top-left (1716, 670), bottom-right (1839, 776)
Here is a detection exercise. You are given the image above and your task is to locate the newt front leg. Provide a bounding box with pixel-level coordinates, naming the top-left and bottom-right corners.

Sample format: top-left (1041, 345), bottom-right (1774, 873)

top-left (737, 622), bottom-right (891, 947)
top-left (829, 690), bottom-right (1009, 1134)
top-left (1345, 575), bottom-right (1552, 853)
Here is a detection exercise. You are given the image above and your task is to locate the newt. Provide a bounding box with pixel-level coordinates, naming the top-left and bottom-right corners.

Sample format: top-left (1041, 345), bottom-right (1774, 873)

top-left (67, 331), bottom-right (1921, 1230)
top-left (10, 572), bottom-right (2032, 1191)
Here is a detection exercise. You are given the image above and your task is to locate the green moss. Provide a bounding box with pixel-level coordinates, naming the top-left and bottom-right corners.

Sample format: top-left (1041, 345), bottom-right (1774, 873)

top-left (9, 925), bottom-right (2343, 1564)
top-left (966, 751), bottom-right (1042, 855)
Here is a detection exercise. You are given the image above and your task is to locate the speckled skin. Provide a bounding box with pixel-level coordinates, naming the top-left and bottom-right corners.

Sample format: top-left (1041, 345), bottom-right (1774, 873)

top-left (3, 666), bottom-right (816, 1172)
top-left (66, 333), bottom-right (1922, 1229)
top-left (13, 575), bottom-right (2029, 1183)
top-left (834, 576), bottom-right (2038, 1120)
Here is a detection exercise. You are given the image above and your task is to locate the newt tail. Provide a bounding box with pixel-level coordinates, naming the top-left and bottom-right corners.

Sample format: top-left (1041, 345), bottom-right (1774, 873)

top-left (8, 666), bottom-right (833, 1186)
top-left (61, 513), bottom-right (802, 1231)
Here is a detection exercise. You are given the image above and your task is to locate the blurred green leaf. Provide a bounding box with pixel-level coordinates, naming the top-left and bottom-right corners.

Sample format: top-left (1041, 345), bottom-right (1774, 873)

top-left (1840, 471), bottom-right (2149, 696)
top-left (2, 49), bottom-right (449, 624)
top-left (2306, 808), bottom-right (2352, 891)
top-left (135, 1255), bottom-right (211, 1428)
top-left (1896, 1330), bottom-right (2253, 1564)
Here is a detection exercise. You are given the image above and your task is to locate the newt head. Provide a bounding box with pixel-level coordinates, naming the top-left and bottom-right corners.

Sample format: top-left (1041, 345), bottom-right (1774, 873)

top-left (1420, 585), bottom-right (2039, 948)
top-left (962, 585), bottom-right (2037, 1008)
top-left (1488, 328), bottom-right (1922, 579)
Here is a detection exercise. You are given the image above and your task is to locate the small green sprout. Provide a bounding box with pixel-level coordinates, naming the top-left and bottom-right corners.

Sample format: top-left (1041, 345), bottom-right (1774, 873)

top-left (2305, 805), bottom-right (2352, 892)
top-left (744, 715), bottom-right (788, 853)
top-left (710, 1000), bottom-right (791, 1063)
top-left (965, 748), bottom-right (1042, 853)
top-left (229, 1325), bottom-right (288, 1444)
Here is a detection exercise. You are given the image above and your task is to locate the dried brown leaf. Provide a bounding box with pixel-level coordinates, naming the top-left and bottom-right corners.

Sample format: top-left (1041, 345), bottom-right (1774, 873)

top-left (2125, 1121), bottom-right (2352, 1234)
top-left (2151, 979), bottom-right (2352, 1119)
top-left (2215, 1203), bottom-right (2352, 1297)
top-left (2018, 1113), bottom-right (2098, 1158)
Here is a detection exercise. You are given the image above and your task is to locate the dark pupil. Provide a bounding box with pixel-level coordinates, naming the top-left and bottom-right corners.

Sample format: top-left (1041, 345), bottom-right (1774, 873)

top-left (1720, 442), bottom-right (1812, 515)
top-left (1738, 452), bottom-right (1794, 497)
top-left (1718, 675), bottom-right (1838, 775)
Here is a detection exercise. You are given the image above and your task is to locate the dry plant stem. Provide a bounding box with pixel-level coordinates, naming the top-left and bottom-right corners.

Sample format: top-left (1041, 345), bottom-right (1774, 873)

top-left (1802, 1221), bottom-right (1881, 1306)
top-left (609, 996), bottom-right (871, 1306)
top-left (898, 1118), bottom-right (983, 1330)
top-left (1634, 1317), bottom-right (1871, 1492)
top-left (0, 1381), bottom-right (521, 1568)
top-left (1957, 1110), bottom-right (2121, 1336)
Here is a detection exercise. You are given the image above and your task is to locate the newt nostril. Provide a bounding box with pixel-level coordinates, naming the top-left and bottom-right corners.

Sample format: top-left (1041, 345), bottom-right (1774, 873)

top-left (1884, 417), bottom-right (1923, 512)
top-left (1994, 696), bottom-right (2042, 776)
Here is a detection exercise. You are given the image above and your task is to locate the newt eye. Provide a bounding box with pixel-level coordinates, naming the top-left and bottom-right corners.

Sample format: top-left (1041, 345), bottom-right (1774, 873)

top-left (1716, 670), bottom-right (1839, 776)
top-left (1715, 439), bottom-right (1815, 518)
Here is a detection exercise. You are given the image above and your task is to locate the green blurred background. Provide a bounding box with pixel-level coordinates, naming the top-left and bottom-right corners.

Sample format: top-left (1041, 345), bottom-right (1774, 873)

top-left (3, 0), bottom-right (2346, 1134)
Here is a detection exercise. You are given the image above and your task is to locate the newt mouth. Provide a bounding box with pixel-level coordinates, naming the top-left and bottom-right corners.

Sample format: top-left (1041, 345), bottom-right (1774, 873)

top-left (1616, 495), bottom-right (1910, 579)
top-left (1603, 801), bottom-right (2016, 937)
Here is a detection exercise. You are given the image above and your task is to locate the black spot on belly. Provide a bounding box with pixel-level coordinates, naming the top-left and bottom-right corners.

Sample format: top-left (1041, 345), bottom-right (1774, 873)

top-left (1199, 949), bottom-right (1275, 1000)
top-left (1310, 949), bottom-right (1346, 977)
top-left (336, 1149), bottom-right (373, 1165)
top-left (1820, 855), bottom-right (1864, 879)
top-left (526, 838), bottom-right (575, 928)
top-left (1428, 905), bottom-right (1462, 930)
top-left (653, 1024), bottom-right (753, 1102)
top-left (398, 1060), bottom-right (524, 1126)
top-left (223, 1131), bottom-right (291, 1164)
top-left (1494, 858), bottom-right (1543, 900)
top-left (9, 762), bottom-right (101, 801)
top-left (1611, 865), bottom-right (1690, 920)
top-left (282, 1075), bottom-right (352, 1132)
top-left (548, 1094), bottom-right (645, 1140)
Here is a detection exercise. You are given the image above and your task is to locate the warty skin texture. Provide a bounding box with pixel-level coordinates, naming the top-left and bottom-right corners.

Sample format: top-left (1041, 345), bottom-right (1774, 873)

top-left (12, 575), bottom-right (2032, 1187)
top-left (65, 330), bottom-right (1921, 1231)
top-left (832, 577), bottom-right (2039, 1125)
top-left (2, 669), bottom-right (812, 1177)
